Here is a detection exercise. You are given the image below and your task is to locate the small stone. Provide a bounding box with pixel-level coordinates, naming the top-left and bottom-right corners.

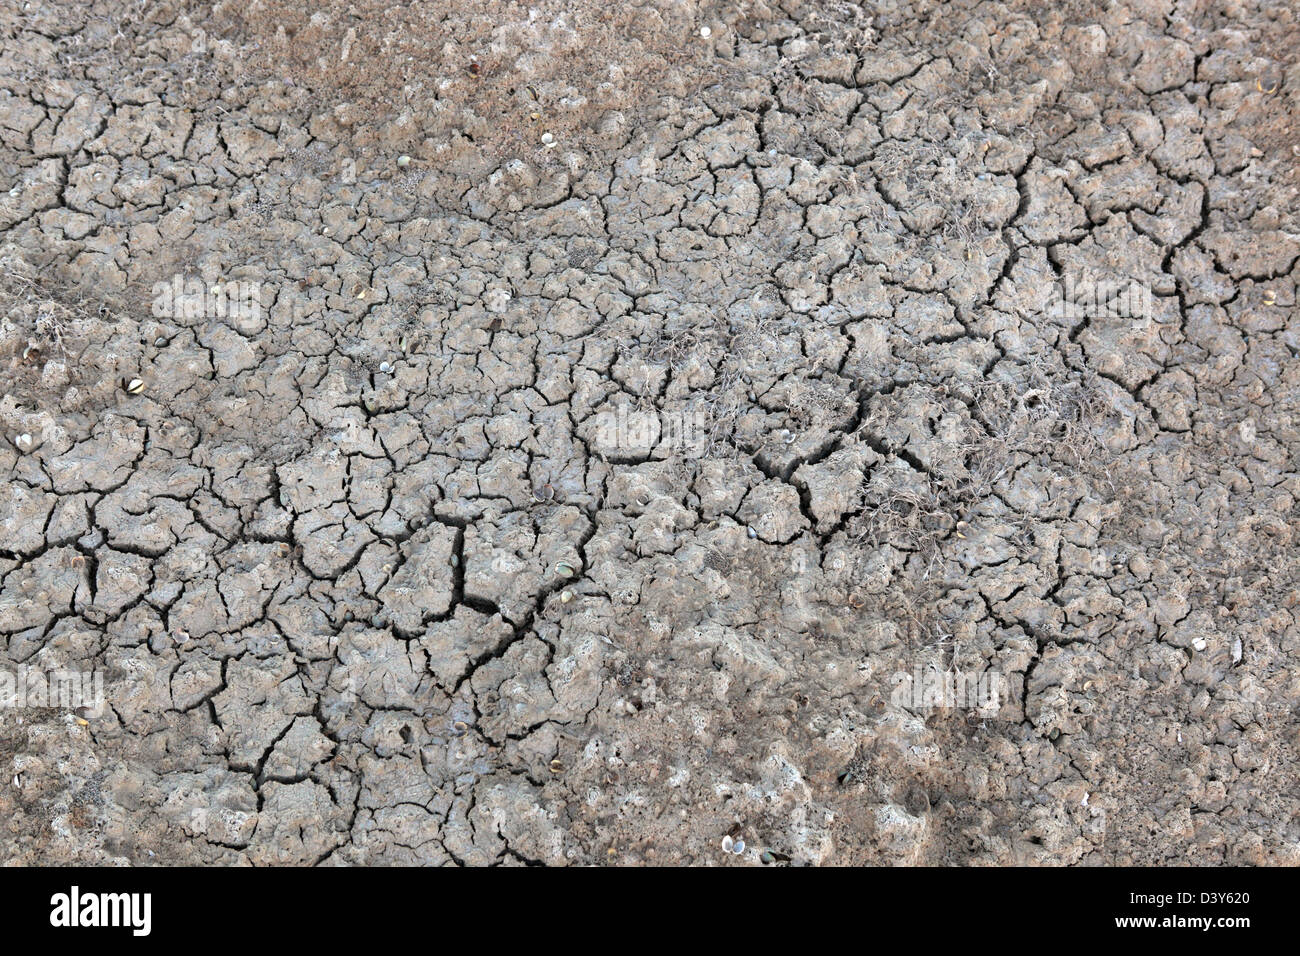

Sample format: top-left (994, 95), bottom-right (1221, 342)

top-left (699, 26), bottom-right (712, 38)
top-left (396, 154), bottom-right (411, 167)
top-left (13, 433), bottom-right (32, 451)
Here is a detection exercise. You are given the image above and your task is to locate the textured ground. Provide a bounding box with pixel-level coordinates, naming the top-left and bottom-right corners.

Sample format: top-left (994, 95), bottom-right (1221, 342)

top-left (1, 0), bottom-right (1298, 865)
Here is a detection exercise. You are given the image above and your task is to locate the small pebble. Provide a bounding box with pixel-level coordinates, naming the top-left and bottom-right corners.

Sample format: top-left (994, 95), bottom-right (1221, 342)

top-left (396, 154), bottom-right (411, 167)
top-left (721, 835), bottom-right (734, 852)
top-left (541, 132), bottom-right (556, 148)
top-left (700, 26), bottom-right (712, 38)
top-left (14, 433), bottom-right (32, 452)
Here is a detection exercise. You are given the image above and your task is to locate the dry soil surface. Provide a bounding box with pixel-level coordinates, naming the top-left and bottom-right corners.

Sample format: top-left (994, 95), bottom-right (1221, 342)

top-left (1, 0), bottom-right (1299, 865)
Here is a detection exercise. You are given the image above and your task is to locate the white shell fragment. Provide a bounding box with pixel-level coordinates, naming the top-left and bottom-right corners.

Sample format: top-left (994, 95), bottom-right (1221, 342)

top-left (721, 835), bottom-right (734, 852)
top-left (1231, 637), bottom-right (1242, 663)
top-left (124, 378), bottom-right (145, 394)
top-left (541, 132), bottom-right (556, 148)
top-left (700, 26), bottom-right (712, 38)
top-left (14, 433), bottom-right (32, 451)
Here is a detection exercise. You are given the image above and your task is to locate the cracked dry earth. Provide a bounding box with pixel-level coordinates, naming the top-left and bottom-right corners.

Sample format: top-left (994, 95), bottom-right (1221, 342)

top-left (1, 0), bottom-right (1299, 867)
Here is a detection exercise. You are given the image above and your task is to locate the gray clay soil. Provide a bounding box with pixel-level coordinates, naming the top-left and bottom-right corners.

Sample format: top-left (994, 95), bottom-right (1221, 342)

top-left (1, 0), bottom-right (1298, 865)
